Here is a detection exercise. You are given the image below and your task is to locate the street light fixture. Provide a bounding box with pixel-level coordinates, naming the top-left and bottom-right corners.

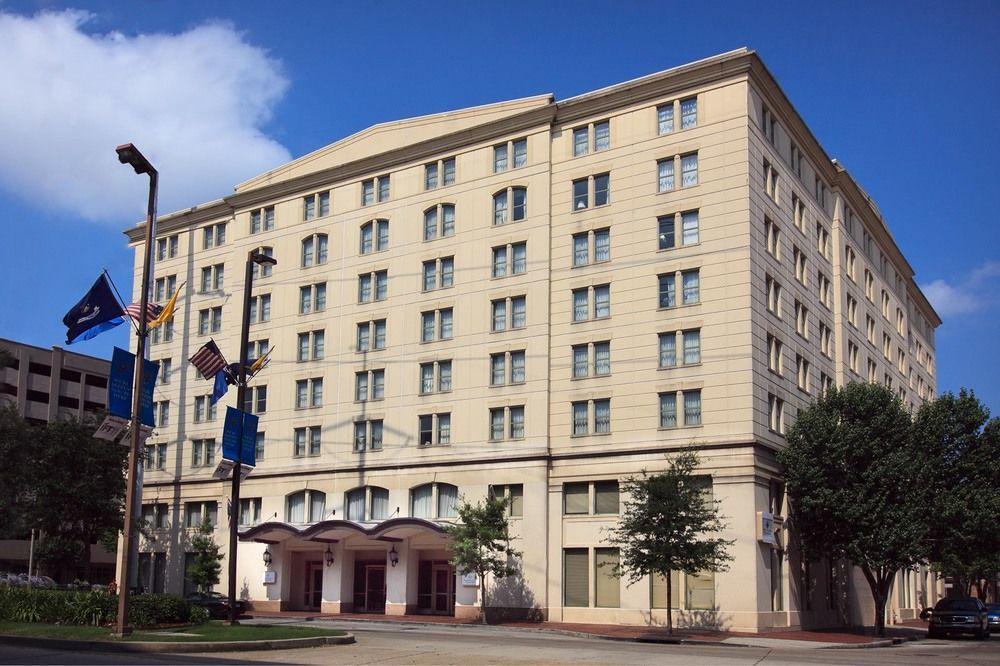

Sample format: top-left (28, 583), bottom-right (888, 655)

top-left (228, 249), bottom-right (278, 625)
top-left (112, 143), bottom-right (158, 637)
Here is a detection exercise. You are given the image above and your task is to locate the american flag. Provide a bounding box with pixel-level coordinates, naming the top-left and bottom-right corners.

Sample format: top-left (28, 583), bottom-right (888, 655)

top-left (189, 339), bottom-right (228, 380)
top-left (124, 301), bottom-right (164, 324)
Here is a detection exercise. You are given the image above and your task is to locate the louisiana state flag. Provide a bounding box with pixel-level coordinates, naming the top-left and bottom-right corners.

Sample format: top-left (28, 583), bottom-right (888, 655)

top-left (62, 274), bottom-right (126, 344)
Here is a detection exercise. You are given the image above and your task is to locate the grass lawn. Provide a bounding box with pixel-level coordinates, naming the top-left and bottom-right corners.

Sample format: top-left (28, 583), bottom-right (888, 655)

top-left (0, 621), bottom-right (346, 642)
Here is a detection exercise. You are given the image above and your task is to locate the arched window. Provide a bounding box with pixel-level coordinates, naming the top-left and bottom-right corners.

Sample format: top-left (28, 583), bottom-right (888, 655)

top-left (345, 486), bottom-right (390, 521)
top-left (251, 246), bottom-right (274, 279)
top-left (285, 489), bottom-right (326, 523)
top-left (423, 204), bottom-right (455, 241)
top-left (301, 234), bottom-right (328, 268)
top-left (492, 187), bottom-right (526, 226)
top-left (409, 482), bottom-right (458, 519)
top-left (360, 219), bottom-right (389, 254)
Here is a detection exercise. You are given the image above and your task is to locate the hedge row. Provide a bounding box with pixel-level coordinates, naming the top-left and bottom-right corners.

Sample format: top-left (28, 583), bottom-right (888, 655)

top-left (0, 589), bottom-right (208, 627)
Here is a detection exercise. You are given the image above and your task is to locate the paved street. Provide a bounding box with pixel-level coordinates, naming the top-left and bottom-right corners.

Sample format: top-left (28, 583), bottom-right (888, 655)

top-left (0, 622), bottom-right (997, 665)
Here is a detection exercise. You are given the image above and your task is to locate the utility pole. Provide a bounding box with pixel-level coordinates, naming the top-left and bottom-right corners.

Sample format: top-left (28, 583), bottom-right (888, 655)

top-left (113, 143), bottom-right (157, 636)
top-left (228, 250), bottom-right (276, 624)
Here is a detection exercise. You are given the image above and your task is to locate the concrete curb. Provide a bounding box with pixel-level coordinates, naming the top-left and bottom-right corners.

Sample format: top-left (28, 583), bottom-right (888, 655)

top-left (0, 632), bottom-right (355, 653)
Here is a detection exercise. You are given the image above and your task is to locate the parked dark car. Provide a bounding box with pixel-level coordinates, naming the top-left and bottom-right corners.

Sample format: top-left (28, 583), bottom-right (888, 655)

top-left (927, 598), bottom-right (990, 639)
top-left (987, 603), bottom-right (1000, 633)
top-left (185, 592), bottom-right (246, 619)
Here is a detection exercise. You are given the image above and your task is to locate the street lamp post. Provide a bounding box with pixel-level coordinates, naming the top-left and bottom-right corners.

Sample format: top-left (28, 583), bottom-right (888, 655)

top-left (113, 143), bottom-right (158, 636)
top-left (228, 250), bottom-right (276, 624)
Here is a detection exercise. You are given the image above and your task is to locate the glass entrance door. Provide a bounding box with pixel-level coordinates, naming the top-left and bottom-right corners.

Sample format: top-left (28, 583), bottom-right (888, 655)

top-left (432, 564), bottom-right (455, 615)
top-left (304, 561), bottom-right (323, 610)
top-left (365, 565), bottom-right (386, 613)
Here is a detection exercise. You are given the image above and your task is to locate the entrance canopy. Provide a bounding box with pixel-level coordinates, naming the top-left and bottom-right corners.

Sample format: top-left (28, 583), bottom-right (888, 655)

top-left (239, 517), bottom-right (449, 544)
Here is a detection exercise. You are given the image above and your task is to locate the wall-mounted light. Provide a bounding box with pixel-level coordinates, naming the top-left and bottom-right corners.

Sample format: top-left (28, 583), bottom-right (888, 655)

top-left (325, 545), bottom-right (335, 568)
top-left (262, 547), bottom-right (272, 566)
top-left (388, 545), bottom-right (399, 568)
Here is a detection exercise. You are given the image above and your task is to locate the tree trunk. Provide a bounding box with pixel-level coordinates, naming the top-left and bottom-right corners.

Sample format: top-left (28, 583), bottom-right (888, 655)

top-left (666, 573), bottom-right (673, 635)
top-left (860, 564), bottom-right (895, 637)
top-left (82, 537), bottom-right (92, 583)
top-left (480, 572), bottom-right (488, 625)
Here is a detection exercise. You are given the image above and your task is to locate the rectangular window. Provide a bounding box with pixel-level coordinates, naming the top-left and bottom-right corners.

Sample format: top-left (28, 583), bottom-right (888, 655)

top-left (680, 97), bottom-right (697, 129)
top-left (680, 153), bottom-right (698, 187)
top-left (684, 390), bottom-right (702, 426)
top-left (594, 548), bottom-right (620, 608)
top-left (657, 158), bottom-right (674, 192)
top-left (682, 269), bottom-right (700, 305)
top-left (768, 393), bottom-right (785, 434)
top-left (659, 333), bottom-right (676, 367)
top-left (573, 127), bottom-right (589, 156)
top-left (682, 329), bottom-right (701, 364)
top-left (563, 483), bottom-right (589, 515)
top-left (594, 121), bottom-right (610, 152)
top-left (593, 174), bottom-right (609, 206)
top-left (658, 274), bottom-right (676, 308)
top-left (657, 103), bottom-right (674, 134)
top-left (564, 548), bottom-right (589, 607)
top-left (660, 392), bottom-right (677, 428)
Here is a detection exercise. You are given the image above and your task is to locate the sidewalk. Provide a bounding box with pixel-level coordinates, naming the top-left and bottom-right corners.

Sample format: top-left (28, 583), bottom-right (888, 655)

top-left (245, 611), bottom-right (926, 649)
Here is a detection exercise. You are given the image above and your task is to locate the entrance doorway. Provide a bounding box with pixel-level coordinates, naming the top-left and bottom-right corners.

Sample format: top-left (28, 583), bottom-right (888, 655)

top-left (304, 561), bottom-right (323, 611)
top-left (353, 561), bottom-right (386, 613)
top-left (418, 560), bottom-right (455, 615)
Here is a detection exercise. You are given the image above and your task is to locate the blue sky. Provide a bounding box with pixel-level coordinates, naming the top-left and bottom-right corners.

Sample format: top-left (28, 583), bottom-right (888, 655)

top-left (0, 1), bottom-right (998, 410)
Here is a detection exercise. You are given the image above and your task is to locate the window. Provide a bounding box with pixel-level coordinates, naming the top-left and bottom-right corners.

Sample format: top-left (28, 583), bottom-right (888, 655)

top-left (595, 548), bottom-right (621, 608)
top-left (658, 329), bottom-right (700, 368)
top-left (659, 389), bottom-right (702, 428)
top-left (423, 204), bottom-right (456, 240)
top-left (882, 333), bottom-right (892, 360)
top-left (572, 229), bottom-right (610, 266)
top-left (765, 217), bottom-right (781, 260)
top-left (493, 137), bottom-right (527, 172)
top-left (295, 378), bottom-right (323, 409)
top-left (792, 194), bottom-right (806, 233)
top-left (185, 501), bottom-right (218, 528)
top-left (571, 341), bottom-right (610, 378)
top-left (249, 206), bottom-right (274, 234)
top-left (657, 157), bottom-right (674, 192)
top-left (150, 319), bottom-right (174, 345)
top-left (572, 173), bottom-right (610, 210)
top-left (301, 234), bottom-right (329, 268)
top-left (492, 242), bottom-right (527, 277)
top-left (299, 283), bottom-right (327, 314)
top-left (249, 294), bottom-right (271, 324)
top-left (820, 322), bottom-right (833, 358)
top-left (153, 401), bottom-right (169, 428)
top-left (422, 257), bottom-right (454, 291)
top-left (425, 157), bottom-right (456, 189)
top-left (488, 484), bottom-right (524, 517)
top-left (490, 351), bottom-right (525, 385)
top-left (248, 246), bottom-right (274, 280)
top-left (155, 235), bottom-right (178, 260)
top-left (768, 393), bottom-right (785, 434)
top-left (361, 175), bottom-right (390, 205)
top-left (816, 271), bottom-right (832, 309)
top-left (197, 307), bottom-right (222, 335)
top-left (814, 176), bottom-right (828, 209)
top-left (144, 443), bottom-right (167, 471)
top-left (201, 223), bottom-right (226, 250)
top-left (766, 274), bottom-right (782, 318)
top-left (793, 246), bottom-right (807, 286)
top-left (488, 405), bottom-right (525, 441)
top-left (680, 97), bottom-right (697, 129)
top-left (847, 295), bottom-right (858, 327)
top-left (881, 290), bottom-right (890, 319)
top-left (821, 372), bottom-right (834, 393)
top-left (356, 319), bottom-right (387, 351)
top-left (866, 315), bottom-right (877, 346)
top-left (155, 274), bottom-right (178, 302)
top-left (845, 245), bottom-right (857, 280)
top-left (868, 358), bottom-right (878, 383)
top-left (763, 159), bottom-right (779, 203)
top-left (562, 480), bottom-right (619, 515)
top-left (572, 120), bottom-right (610, 157)
top-left (345, 486), bottom-right (389, 520)
top-left (658, 210), bottom-right (699, 250)
top-left (360, 219), bottom-right (390, 254)
top-left (254, 432), bottom-right (265, 461)
top-left (292, 426), bottom-right (322, 457)
top-left (420, 308), bottom-right (453, 342)
top-left (420, 359), bottom-right (453, 394)
top-left (247, 339), bottom-right (269, 365)
top-left (816, 223), bottom-right (831, 260)
top-left (358, 270), bottom-right (389, 303)
top-left (795, 301), bottom-right (810, 339)
top-left (571, 398), bottom-right (611, 436)
top-left (658, 271), bottom-right (698, 308)
top-left (353, 420), bottom-right (384, 453)
top-left (156, 358), bottom-right (171, 385)
top-left (302, 191), bottom-right (330, 220)
top-left (285, 489), bottom-right (326, 523)
top-left (191, 438), bottom-right (215, 468)
top-left (409, 483), bottom-right (457, 519)
top-left (797, 354), bottom-right (811, 392)
top-left (896, 309), bottom-right (905, 336)
top-left (355, 369), bottom-right (385, 401)
top-left (417, 413), bottom-right (451, 448)
top-left (193, 395), bottom-right (218, 423)
top-left (297, 330), bottom-right (325, 362)
top-left (564, 548), bottom-right (589, 607)
top-left (239, 498), bottom-right (262, 526)
top-left (767, 333), bottom-right (784, 376)
top-left (572, 284), bottom-right (610, 321)
top-left (490, 296), bottom-right (526, 331)
top-left (849, 340), bottom-right (861, 373)
top-left (657, 102), bottom-right (675, 134)
top-left (680, 153), bottom-right (699, 187)
top-left (493, 187), bottom-right (526, 225)
top-left (142, 503), bottom-right (169, 529)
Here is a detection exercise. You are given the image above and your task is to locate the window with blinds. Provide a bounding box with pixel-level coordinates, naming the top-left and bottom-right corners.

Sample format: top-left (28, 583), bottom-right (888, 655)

top-left (651, 571), bottom-right (681, 609)
top-left (563, 549), bottom-right (589, 607)
top-left (686, 571), bottom-right (715, 610)
top-left (594, 548), bottom-right (620, 607)
top-left (593, 481), bottom-right (619, 514)
top-left (563, 483), bottom-right (589, 514)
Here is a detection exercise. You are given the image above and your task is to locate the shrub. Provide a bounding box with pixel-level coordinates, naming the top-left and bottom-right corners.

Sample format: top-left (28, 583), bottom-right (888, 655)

top-left (128, 593), bottom-right (190, 628)
top-left (188, 605), bottom-right (210, 625)
top-left (0, 588), bottom-right (192, 627)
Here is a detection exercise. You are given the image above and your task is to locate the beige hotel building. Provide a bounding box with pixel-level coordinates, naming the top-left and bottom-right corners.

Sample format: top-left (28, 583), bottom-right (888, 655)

top-left (126, 48), bottom-right (943, 631)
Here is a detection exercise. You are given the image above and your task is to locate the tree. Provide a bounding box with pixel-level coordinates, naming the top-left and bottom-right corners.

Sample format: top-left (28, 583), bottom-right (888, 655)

top-left (0, 404), bottom-right (33, 539)
top-left (913, 390), bottom-right (1000, 601)
top-left (778, 382), bottom-right (924, 636)
top-left (34, 535), bottom-right (85, 577)
top-left (604, 451), bottom-right (733, 634)
top-left (186, 519), bottom-right (223, 593)
top-left (445, 494), bottom-right (520, 624)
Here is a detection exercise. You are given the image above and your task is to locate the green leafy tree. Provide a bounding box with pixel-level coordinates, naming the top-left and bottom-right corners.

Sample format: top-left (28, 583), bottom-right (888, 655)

top-left (186, 519), bottom-right (224, 593)
top-left (778, 382), bottom-right (924, 636)
top-left (34, 535), bottom-right (86, 576)
top-left (913, 390), bottom-right (1000, 601)
top-left (604, 451), bottom-right (733, 634)
top-left (445, 494), bottom-right (521, 624)
top-left (0, 404), bottom-right (33, 539)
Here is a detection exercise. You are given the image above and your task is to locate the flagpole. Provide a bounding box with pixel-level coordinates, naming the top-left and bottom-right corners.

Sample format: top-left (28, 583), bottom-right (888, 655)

top-left (114, 144), bottom-right (158, 637)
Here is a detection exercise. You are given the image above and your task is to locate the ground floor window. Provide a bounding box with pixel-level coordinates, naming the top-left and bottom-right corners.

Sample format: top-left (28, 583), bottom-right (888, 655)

top-left (650, 570), bottom-right (714, 610)
top-left (563, 547), bottom-right (621, 608)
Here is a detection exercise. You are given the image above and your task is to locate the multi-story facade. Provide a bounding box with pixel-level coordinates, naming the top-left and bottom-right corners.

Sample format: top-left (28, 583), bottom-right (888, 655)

top-left (0, 338), bottom-right (115, 580)
top-left (124, 49), bottom-right (942, 631)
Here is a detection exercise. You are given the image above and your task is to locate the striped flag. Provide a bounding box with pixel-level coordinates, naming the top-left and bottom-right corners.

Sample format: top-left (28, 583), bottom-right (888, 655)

top-left (124, 301), bottom-right (164, 325)
top-left (189, 339), bottom-right (228, 380)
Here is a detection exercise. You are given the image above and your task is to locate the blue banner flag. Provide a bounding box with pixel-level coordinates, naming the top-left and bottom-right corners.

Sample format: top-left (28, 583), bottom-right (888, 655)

top-left (106, 346), bottom-right (159, 427)
top-left (62, 274), bottom-right (126, 344)
top-left (209, 363), bottom-right (239, 405)
top-left (222, 406), bottom-right (257, 467)
top-left (241, 412), bottom-right (258, 467)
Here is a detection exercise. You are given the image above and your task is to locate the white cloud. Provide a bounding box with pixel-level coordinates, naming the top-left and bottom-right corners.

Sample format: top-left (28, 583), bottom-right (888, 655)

top-left (921, 262), bottom-right (1000, 318)
top-left (0, 10), bottom-right (292, 224)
